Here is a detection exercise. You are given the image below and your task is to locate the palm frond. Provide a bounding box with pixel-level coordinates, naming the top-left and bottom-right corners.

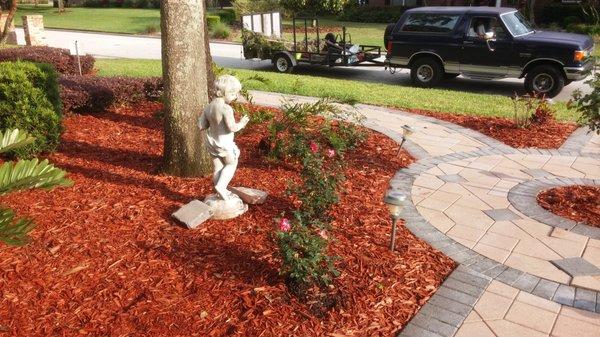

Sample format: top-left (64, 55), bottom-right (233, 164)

top-left (0, 129), bottom-right (36, 154)
top-left (0, 158), bottom-right (73, 195)
top-left (0, 208), bottom-right (36, 246)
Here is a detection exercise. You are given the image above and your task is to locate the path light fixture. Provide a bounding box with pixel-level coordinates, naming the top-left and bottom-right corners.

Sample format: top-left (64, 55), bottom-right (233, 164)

top-left (398, 124), bottom-right (415, 155)
top-left (384, 191), bottom-right (407, 251)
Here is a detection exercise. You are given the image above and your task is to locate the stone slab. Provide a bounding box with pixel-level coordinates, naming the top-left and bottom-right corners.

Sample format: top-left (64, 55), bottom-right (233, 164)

top-left (551, 257), bottom-right (600, 277)
top-left (483, 208), bottom-right (522, 222)
top-left (172, 200), bottom-right (214, 229)
top-left (229, 186), bottom-right (268, 205)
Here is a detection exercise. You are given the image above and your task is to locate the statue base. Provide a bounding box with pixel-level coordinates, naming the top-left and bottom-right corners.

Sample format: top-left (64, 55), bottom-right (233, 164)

top-left (204, 193), bottom-right (248, 220)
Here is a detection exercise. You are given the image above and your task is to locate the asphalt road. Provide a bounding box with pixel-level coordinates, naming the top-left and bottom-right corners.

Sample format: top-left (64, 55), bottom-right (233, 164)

top-left (14, 28), bottom-right (593, 102)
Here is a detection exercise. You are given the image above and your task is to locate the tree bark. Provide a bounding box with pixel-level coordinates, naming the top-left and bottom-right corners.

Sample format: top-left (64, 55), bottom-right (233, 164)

top-left (58, 0), bottom-right (65, 13)
top-left (0, 0), bottom-right (16, 45)
top-left (527, 0), bottom-right (535, 25)
top-left (161, 0), bottom-right (213, 177)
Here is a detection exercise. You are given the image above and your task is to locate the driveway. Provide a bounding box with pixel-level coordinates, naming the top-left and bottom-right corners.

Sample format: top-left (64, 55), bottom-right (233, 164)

top-left (14, 28), bottom-right (593, 102)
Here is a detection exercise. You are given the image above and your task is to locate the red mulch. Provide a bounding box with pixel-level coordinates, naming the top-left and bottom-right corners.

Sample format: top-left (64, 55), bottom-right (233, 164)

top-left (538, 185), bottom-right (600, 227)
top-left (407, 109), bottom-right (578, 149)
top-left (0, 102), bottom-right (454, 336)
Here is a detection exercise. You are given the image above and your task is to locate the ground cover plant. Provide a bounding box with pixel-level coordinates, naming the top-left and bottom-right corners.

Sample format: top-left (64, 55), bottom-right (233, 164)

top-left (572, 70), bottom-right (600, 134)
top-left (0, 46), bottom-right (95, 76)
top-left (538, 185), bottom-right (600, 227)
top-left (0, 97), bottom-right (454, 335)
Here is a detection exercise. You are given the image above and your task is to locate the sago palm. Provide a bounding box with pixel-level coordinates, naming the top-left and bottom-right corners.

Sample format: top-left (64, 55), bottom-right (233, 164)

top-left (0, 129), bottom-right (72, 246)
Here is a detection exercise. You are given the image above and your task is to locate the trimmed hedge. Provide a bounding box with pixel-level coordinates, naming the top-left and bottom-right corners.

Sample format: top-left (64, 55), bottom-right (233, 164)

top-left (0, 46), bottom-right (95, 76)
top-left (59, 76), bottom-right (162, 114)
top-left (211, 9), bottom-right (236, 25)
top-left (0, 61), bottom-right (63, 157)
top-left (338, 4), bottom-right (408, 23)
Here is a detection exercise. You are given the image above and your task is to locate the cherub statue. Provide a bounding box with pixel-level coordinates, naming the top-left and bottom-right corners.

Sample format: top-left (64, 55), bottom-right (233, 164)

top-left (198, 75), bottom-right (249, 201)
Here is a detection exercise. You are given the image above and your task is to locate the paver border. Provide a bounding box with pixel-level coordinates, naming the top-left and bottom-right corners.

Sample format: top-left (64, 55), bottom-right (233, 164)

top-left (508, 177), bottom-right (600, 239)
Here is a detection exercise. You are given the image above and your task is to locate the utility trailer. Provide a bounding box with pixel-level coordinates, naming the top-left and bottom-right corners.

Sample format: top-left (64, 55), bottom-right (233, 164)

top-left (242, 13), bottom-right (387, 73)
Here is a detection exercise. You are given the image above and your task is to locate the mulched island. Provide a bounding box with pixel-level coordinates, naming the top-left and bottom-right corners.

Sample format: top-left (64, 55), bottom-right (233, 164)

top-left (538, 185), bottom-right (600, 228)
top-left (408, 108), bottom-right (577, 149)
top-left (0, 102), bottom-right (454, 336)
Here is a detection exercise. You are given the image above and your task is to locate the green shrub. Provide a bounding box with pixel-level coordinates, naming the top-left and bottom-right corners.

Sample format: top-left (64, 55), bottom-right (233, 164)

top-left (209, 21), bottom-right (231, 39)
top-left (573, 71), bottom-right (600, 134)
top-left (567, 23), bottom-right (600, 35)
top-left (540, 4), bottom-right (586, 27)
top-left (269, 99), bottom-right (364, 297)
top-left (280, 0), bottom-right (350, 16)
top-left (212, 8), bottom-right (236, 25)
top-left (0, 61), bottom-right (63, 157)
top-left (206, 15), bottom-right (221, 29)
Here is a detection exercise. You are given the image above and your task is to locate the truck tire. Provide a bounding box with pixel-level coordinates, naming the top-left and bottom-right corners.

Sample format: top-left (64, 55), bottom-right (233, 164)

top-left (524, 65), bottom-right (565, 98)
top-left (384, 23), bottom-right (395, 50)
top-left (410, 57), bottom-right (444, 87)
top-left (273, 54), bottom-right (294, 73)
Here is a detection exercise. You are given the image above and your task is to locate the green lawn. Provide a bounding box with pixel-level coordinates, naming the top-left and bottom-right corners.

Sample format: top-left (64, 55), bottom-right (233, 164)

top-left (14, 5), bottom-right (387, 46)
top-left (95, 58), bottom-right (579, 122)
top-left (16, 5), bottom-right (160, 34)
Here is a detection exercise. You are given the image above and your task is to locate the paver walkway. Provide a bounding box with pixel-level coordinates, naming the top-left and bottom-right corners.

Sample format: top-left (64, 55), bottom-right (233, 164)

top-left (250, 91), bottom-right (600, 337)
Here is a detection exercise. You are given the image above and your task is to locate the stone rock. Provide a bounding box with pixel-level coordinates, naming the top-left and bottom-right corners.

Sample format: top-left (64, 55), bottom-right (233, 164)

top-left (229, 187), bottom-right (268, 205)
top-left (172, 200), bottom-right (214, 229)
top-left (204, 193), bottom-right (248, 220)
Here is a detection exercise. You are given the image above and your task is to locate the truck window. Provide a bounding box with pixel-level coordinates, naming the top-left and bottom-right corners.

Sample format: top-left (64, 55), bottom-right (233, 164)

top-left (468, 17), bottom-right (508, 39)
top-left (401, 13), bottom-right (461, 33)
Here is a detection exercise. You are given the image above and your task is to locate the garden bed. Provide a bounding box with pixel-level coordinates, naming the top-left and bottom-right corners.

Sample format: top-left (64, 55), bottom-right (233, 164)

top-left (0, 101), bottom-right (454, 336)
top-left (538, 185), bottom-right (600, 227)
top-left (408, 108), bottom-right (578, 149)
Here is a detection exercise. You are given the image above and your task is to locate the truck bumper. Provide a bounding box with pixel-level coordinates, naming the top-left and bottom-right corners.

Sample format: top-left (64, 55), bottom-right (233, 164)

top-left (564, 60), bottom-right (594, 81)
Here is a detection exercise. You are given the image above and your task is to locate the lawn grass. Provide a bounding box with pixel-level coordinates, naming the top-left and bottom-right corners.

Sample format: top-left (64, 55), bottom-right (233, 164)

top-left (14, 5), bottom-right (388, 46)
top-left (95, 58), bottom-right (579, 122)
top-left (16, 5), bottom-right (160, 34)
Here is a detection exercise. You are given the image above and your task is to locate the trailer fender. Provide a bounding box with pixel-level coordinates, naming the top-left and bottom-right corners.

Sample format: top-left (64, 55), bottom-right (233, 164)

top-left (272, 51), bottom-right (297, 67)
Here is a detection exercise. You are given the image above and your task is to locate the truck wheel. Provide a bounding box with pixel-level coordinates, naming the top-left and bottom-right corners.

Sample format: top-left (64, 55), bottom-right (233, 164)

top-left (410, 57), bottom-right (443, 87)
top-left (273, 54), bottom-right (294, 73)
top-left (524, 65), bottom-right (565, 98)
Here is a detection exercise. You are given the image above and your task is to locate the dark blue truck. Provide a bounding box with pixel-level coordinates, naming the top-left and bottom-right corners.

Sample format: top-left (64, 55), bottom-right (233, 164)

top-left (384, 6), bottom-right (595, 97)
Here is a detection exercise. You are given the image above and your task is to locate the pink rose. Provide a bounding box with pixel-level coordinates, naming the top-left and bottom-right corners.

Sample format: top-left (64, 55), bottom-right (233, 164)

top-left (279, 218), bottom-right (291, 232)
top-left (326, 149), bottom-right (335, 158)
top-left (309, 141), bottom-right (319, 154)
top-left (318, 229), bottom-right (328, 240)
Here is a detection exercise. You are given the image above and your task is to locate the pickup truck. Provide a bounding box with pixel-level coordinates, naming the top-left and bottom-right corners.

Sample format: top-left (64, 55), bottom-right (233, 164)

top-left (384, 7), bottom-right (595, 97)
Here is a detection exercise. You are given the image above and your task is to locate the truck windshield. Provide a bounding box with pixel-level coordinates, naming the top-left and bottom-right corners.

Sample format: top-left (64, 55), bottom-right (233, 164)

top-left (501, 11), bottom-right (534, 37)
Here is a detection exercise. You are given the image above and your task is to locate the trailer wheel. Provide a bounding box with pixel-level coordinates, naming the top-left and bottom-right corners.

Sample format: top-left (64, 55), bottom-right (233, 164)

top-left (273, 54), bottom-right (294, 73)
top-left (410, 57), bottom-right (443, 87)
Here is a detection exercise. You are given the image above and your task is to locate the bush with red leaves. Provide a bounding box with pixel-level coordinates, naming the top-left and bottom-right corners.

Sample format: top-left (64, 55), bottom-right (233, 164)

top-left (0, 46), bottom-right (95, 76)
top-left (59, 76), bottom-right (163, 114)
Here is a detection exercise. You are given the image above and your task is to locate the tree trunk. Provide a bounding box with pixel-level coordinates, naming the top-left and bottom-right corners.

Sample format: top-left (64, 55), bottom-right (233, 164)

top-left (161, 0), bottom-right (213, 177)
top-left (58, 0), bottom-right (65, 13)
top-left (0, 0), bottom-right (16, 45)
top-left (527, 0), bottom-right (535, 25)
